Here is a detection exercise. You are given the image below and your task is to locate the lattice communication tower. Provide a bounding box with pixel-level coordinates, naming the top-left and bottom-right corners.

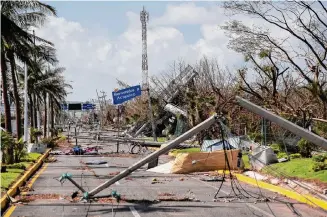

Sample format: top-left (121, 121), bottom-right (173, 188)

top-left (140, 6), bottom-right (149, 90)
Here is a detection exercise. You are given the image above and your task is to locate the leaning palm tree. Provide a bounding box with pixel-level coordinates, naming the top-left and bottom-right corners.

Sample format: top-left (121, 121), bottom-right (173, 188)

top-left (1, 0), bottom-right (57, 139)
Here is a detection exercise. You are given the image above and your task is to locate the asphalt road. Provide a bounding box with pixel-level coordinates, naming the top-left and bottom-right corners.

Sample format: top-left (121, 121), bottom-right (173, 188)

top-left (4, 152), bottom-right (326, 217)
top-left (4, 130), bottom-right (327, 217)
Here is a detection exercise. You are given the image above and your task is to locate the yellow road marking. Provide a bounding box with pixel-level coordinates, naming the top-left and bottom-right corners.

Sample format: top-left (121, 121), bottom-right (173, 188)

top-left (3, 205), bottom-right (16, 217)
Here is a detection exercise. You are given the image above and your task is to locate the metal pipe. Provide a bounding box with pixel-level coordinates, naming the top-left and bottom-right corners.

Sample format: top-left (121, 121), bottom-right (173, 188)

top-left (67, 176), bottom-right (86, 193)
top-left (236, 96), bottom-right (327, 150)
top-left (88, 114), bottom-right (218, 197)
top-left (71, 136), bottom-right (164, 146)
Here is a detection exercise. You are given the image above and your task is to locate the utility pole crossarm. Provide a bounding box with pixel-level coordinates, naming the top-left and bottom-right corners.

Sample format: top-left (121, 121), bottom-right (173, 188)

top-left (236, 96), bottom-right (327, 150)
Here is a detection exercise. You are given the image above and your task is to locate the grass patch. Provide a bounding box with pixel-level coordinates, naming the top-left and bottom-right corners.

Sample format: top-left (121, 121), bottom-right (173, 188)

top-left (1, 153), bottom-right (41, 191)
top-left (261, 158), bottom-right (327, 183)
top-left (22, 152), bottom-right (41, 162)
top-left (143, 137), bottom-right (167, 143)
top-left (242, 154), bottom-right (250, 169)
top-left (1, 168), bottom-right (25, 190)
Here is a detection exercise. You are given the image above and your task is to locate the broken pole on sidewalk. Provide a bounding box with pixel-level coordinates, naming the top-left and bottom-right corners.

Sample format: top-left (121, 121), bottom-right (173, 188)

top-left (87, 114), bottom-right (218, 197)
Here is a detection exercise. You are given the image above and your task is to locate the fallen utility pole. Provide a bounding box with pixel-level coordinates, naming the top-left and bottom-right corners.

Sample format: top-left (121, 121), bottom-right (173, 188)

top-left (236, 96), bottom-right (327, 150)
top-left (87, 114), bottom-right (218, 197)
top-left (72, 135), bottom-right (164, 147)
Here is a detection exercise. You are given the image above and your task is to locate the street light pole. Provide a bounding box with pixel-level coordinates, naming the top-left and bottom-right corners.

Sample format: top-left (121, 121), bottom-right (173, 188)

top-left (23, 63), bottom-right (29, 142)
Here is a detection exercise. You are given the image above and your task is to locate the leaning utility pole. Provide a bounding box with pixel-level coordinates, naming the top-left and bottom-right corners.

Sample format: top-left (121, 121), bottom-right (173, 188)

top-left (141, 6), bottom-right (158, 168)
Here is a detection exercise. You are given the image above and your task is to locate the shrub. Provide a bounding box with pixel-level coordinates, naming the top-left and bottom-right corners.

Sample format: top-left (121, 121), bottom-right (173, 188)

top-left (277, 152), bottom-right (288, 159)
top-left (312, 154), bottom-right (327, 162)
top-left (270, 143), bottom-right (282, 154)
top-left (1, 131), bottom-right (15, 163)
top-left (41, 137), bottom-right (57, 148)
top-left (249, 133), bottom-right (262, 143)
top-left (58, 135), bottom-right (67, 142)
top-left (312, 162), bottom-right (327, 172)
top-left (289, 153), bottom-right (301, 159)
top-left (7, 163), bottom-right (26, 170)
top-left (298, 138), bottom-right (317, 157)
top-left (30, 128), bottom-right (42, 143)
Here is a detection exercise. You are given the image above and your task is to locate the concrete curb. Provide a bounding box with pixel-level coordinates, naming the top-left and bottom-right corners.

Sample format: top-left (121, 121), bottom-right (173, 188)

top-left (235, 173), bottom-right (327, 211)
top-left (0, 149), bottom-right (51, 210)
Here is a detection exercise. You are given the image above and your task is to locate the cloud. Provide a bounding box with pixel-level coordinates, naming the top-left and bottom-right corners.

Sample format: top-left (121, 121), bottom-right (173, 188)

top-left (151, 3), bottom-right (223, 26)
top-left (35, 3), bottom-right (246, 102)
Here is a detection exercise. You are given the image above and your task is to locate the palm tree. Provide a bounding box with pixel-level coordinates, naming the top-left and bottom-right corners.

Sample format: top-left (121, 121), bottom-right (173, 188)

top-left (40, 67), bottom-right (72, 137)
top-left (1, 1), bottom-right (57, 163)
top-left (1, 1), bottom-right (57, 135)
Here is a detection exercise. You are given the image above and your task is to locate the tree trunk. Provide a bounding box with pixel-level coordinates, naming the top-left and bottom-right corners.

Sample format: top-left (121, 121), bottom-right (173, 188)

top-left (28, 94), bottom-right (34, 127)
top-left (1, 53), bottom-right (14, 164)
top-left (33, 94), bottom-right (37, 128)
top-left (50, 96), bottom-right (54, 137)
top-left (43, 93), bottom-right (47, 137)
top-left (8, 52), bottom-right (22, 139)
top-left (29, 94), bottom-right (33, 142)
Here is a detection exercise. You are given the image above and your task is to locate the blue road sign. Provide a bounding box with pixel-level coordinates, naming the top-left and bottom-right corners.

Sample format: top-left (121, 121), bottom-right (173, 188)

top-left (61, 104), bottom-right (68, 110)
top-left (112, 85), bottom-right (142, 105)
top-left (82, 103), bottom-right (95, 110)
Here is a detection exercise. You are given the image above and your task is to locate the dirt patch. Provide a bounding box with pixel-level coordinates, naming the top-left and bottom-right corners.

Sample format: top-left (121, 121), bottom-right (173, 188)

top-left (97, 197), bottom-right (116, 203)
top-left (15, 193), bottom-right (61, 202)
top-left (19, 186), bottom-right (34, 192)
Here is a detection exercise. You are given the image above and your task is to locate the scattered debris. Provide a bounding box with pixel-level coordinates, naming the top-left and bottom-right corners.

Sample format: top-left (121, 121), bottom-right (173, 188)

top-left (158, 196), bottom-right (197, 202)
top-left (50, 150), bottom-right (64, 155)
top-left (71, 191), bottom-right (79, 199)
top-left (270, 178), bottom-right (280, 185)
top-left (19, 186), bottom-right (34, 192)
top-left (151, 178), bottom-right (163, 184)
top-left (158, 193), bottom-right (175, 197)
top-left (101, 153), bottom-right (138, 158)
top-left (85, 160), bottom-right (107, 165)
top-left (109, 171), bottom-right (120, 176)
top-left (147, 161), bottom-right (174, 174)
top-left (278, 158), bottom-right (289, 163)
top-left (200, 176), bottom-right (224, 182)
top-left (98, 197), bottom-right (115, 203)
top-left (45, 156), bottom-right (57, 163)
top-left (179, 178), bottom-right (184, 181)
top-left (125, 177), bottom-right (133, 181)
top-left (256, 197), bottom-right (270, 203)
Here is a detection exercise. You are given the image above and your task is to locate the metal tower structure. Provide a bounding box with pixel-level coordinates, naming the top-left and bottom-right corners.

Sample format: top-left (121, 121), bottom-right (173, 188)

top-left (140, 6), bottom-right (158, 168)
top-left (140, 6), bottom-right (149, 89)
